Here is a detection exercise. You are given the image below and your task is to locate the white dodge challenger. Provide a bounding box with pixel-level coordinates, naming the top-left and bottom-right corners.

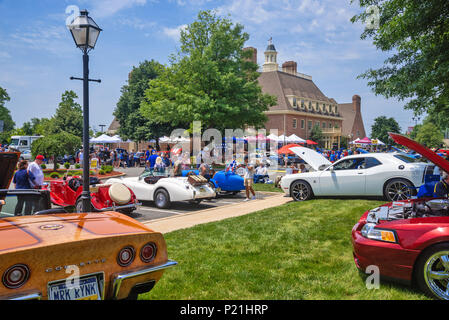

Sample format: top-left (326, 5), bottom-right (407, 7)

top-left (106, 170), bottom-right (216, 209)
top-left (280, 147), bottom-right (435, 202)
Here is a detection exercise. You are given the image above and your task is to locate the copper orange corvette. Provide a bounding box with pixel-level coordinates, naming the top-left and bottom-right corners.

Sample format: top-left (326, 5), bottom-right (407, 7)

top-left (0, 152), bottom-right (176, 300)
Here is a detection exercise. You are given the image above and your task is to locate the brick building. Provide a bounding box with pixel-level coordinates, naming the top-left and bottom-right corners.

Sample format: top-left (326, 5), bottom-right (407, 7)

top-left (247, 40), bottom-right (366, 149)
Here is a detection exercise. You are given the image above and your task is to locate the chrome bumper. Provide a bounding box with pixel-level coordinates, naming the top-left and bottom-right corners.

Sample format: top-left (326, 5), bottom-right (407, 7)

top-left (6, 292), bottom-right (42, 300)
top-left (112, 260), bottom-right (177, 299)
top-left (100, 202), bottom-right (142, 212)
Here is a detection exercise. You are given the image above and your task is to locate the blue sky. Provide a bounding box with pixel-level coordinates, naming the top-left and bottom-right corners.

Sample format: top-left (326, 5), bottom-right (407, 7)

top-left (0, 0), bottom-right (416, 136)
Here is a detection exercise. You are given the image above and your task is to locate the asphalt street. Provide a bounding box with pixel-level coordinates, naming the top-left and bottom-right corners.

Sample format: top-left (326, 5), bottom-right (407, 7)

top-left (111, 166), bottom-right (282, 223)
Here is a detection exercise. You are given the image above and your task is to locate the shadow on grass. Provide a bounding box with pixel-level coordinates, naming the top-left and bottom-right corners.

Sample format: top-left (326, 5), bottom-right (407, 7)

top-left (356, 269), bottom-right (427, 298)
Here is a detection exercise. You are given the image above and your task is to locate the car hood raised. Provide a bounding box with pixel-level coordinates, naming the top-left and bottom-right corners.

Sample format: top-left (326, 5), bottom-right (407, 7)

top-left (289, 147), bottom-right (331, 171)
top-left (389, 132), bottom-right (449, 172)
top-left (0, 152), bottom-right (20, 189)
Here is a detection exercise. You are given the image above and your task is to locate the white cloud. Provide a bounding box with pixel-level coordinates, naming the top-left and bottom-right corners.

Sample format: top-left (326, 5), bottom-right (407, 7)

top-left (162, 24), bottom-right (188, 42)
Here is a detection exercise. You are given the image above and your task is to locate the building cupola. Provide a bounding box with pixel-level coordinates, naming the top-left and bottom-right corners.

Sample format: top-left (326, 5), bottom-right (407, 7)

top-left (263, 37), bottom-right (279, 72)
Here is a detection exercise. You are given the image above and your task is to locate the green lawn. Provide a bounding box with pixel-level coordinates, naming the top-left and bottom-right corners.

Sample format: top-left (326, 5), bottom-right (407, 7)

top-left (252, 183), bottom-right (283, 193)
top-left (143, 199), bottom-right (429, 300)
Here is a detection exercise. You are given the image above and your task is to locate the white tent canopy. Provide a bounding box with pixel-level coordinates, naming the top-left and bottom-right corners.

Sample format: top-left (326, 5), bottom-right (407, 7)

top-left (371, 139), bottom-right (386, 145)
top-left (278, 135), bottom-right (288, 143)
top-left (90, 134), bottom-right (121, 144)
top-left (287, 134), bottom-right (306, 143)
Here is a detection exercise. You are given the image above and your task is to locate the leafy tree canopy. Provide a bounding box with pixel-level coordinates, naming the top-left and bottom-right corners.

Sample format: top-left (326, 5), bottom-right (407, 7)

top-left (0, 86), bottom-right (15, 143)
top-left (415, 120), bottom-right (444, 148)
top-left (371, 116), bottom-right (401, 144)
top-left (351, 0), bottom-right (449, 120)
top-left (140, 10), bottom-right (276, 132)
top-left (114, 60), bottom-right (170, 143)
top-left (310, 125), bottom-right (324, 146)
top-left (31, 131), bottom-right (81, 168)
top-left (49, 90), bottom-right (83, 137)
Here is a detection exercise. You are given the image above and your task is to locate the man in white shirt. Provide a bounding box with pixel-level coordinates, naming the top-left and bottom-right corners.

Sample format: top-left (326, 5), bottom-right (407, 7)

top-left (28, 155), bottom-right (45, 188)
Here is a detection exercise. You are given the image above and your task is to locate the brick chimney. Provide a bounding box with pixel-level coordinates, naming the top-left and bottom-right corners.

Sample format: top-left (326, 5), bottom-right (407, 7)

top-left (282, 61), bottom-right (297, 75)
top-left (243, 47), bottom-right (257, 65)
top-left (352, 95), bottom-right (361, 113)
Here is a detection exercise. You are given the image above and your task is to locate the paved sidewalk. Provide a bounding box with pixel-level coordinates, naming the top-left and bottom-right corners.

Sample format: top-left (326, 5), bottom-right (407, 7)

top-left (143, 193), bottom-right (292, 233)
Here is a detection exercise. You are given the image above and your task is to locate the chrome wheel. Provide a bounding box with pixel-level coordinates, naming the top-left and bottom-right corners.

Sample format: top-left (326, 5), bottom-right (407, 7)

top-left (385, 180), bottom-right (412, 201)
top-left (291, 181), bottom-right (312, 201)
top-left (75, 200), bottom-right (83, 213)
top-left (154, 189), bottom-right (170, 209)
top-left (423, 251), bottom-right (449, 300)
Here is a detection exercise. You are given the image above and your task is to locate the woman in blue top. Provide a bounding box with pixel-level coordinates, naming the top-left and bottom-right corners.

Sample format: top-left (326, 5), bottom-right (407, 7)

top-left (13, 160), bottom-right (36, 189)
top-left (12, 160), bottom-right (37, 215)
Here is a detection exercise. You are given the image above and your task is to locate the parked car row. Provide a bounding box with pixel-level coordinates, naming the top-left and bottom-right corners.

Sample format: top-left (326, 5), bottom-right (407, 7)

top-left (2, 132), bottom-right (449, 300)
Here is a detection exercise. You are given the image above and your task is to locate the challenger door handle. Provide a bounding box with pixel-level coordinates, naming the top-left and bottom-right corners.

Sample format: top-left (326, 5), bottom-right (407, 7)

top-left (358, 172), bottom-right (364, 175)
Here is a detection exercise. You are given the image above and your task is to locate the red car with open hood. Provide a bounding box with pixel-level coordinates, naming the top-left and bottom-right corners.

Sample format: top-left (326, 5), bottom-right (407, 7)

top-left (352, 133), bottom-right (449, 300)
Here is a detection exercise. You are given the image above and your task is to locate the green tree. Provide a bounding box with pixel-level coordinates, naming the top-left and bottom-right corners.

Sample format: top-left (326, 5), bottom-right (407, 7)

top-left (140, 10), bottom-right (276, 132)
top-left (0, 87), bottom-right (15, 143)
top-left (408, 124), bottom-right (421, 140)
top-left (310, 125), bottom-right (324, 146)
top-left (415, 121), bottom-right (444, 148)
top-left (49, 90), bottom-right (83, 137)
top-left (21, 118), bottom-right (49, 136)
top-left (114, 60), bottom-right (171, 145)
top-left (31, 132), bottom-right (81, 170)
top-left (351, 0), bottom-right (449, 119)
top-left (371, 116), bottom-right (401, 144)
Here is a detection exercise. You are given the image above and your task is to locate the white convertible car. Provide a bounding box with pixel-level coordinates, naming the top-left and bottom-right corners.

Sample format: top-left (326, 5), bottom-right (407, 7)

top-left (106, 170), bottom-right (216, 209)
top-left (280, 147), bottom-right (436, 202)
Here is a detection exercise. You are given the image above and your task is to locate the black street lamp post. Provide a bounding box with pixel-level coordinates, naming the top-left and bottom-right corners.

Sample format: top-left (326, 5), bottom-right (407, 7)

top-left (67, 9), bottom-right (102, 212)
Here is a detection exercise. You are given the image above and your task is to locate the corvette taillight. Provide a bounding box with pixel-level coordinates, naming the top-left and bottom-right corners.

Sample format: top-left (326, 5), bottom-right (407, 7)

top-left (2, 264), bottom-right (30, 289)
top-left (140, 242), bottom-right (157, 263)
top-left (117, 246), bottom-right (135, 267)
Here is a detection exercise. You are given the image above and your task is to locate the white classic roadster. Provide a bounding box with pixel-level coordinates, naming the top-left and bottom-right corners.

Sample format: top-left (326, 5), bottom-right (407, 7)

top-left (106, 170), bottom-right (216, 209)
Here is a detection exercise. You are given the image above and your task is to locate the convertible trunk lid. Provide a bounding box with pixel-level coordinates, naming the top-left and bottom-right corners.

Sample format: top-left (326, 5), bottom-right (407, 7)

top-left (0, 212), bottom-right (155, 254)
top-left (289, 147), bottom-right (331, 171)
top-left (389, 132), bottom-right (449, 172)
top-left (0, 152), bottom-right (20, 189)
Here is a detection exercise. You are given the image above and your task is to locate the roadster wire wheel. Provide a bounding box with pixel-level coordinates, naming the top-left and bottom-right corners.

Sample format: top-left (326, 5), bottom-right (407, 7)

top-left (384, 179), bottom-right (413, 202)
top-left (154, 189), bottom-right (170, 209)
top-left (417, 244), bottom-right (449, 300)
top-left (290, 181), bottom-right (313, 201)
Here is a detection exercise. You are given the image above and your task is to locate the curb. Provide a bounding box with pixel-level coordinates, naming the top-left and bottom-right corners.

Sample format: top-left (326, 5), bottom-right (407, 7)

top-left (143, 193), bottom-right (292, 234)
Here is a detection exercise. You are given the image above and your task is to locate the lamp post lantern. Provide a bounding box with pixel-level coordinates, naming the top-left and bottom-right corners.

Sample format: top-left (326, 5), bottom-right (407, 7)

top-left (68, 9), bottom-right (102, 212)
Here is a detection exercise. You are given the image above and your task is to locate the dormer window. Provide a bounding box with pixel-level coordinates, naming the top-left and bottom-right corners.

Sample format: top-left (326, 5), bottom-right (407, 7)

top-left (292, 97), bottom-right (297, 108)
top-left (301, 100), bottom-right (305, 109)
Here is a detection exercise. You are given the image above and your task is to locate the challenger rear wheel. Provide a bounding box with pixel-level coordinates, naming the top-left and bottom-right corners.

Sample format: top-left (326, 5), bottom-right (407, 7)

top-left (384, 179), bottom-right (414, 201)
top-left (416, 243), bottom-right (449, 300)
top-left (290, 180), bottom-right (313, 201)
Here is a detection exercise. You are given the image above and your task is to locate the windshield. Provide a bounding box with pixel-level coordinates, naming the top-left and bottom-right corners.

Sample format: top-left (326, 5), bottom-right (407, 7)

top-left (139, 169), bottom-right (170, 180)
top-left (10, 139), bottom-right (19, 146)
top-left (393, 154), bottom-right (421, 163)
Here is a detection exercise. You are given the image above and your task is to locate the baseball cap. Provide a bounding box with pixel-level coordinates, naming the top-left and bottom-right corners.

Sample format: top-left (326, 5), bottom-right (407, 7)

top-left (36, 155), bottom-right (45, 160)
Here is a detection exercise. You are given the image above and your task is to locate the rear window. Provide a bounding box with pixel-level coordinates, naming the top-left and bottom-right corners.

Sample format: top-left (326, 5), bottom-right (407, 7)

top-left (393, 154), bottom-right (420, 163)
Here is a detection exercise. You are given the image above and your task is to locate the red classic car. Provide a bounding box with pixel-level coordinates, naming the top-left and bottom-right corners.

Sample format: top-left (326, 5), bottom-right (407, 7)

top-left (45, 175), bottom-right (139, 214)
top-left (352, 133), bottom-right (449, 300)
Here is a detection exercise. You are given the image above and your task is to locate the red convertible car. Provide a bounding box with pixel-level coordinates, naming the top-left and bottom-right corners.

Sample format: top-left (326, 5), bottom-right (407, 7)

top-left (352, 133), bottom-right (449, 300)
top-left (45, 176), bottom-right (139, 214)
